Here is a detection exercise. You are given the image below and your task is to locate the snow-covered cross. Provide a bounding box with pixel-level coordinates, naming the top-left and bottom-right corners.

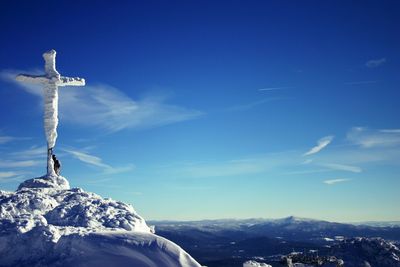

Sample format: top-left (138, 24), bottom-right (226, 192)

top-left (16, 50), bottom-right (85, 176)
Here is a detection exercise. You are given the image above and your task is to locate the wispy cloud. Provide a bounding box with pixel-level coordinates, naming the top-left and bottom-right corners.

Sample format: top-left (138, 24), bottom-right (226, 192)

top-left (10, 146), bottom-right (46, 159)
top-left (380, 129), bottom-right (400, 134)
top-left (315, 145), bottom-right (400, 166)
top-left (0, 146), bottom-right (44, 179)
top-left (1, 70), bottom-right (203, 132)
top-left (0, 69), bottom-right (43, 97)
top-left (0, 171), bottom-right (22, 179)
top-left (321, 163), bottom-right (362, 173)
top-left (303, 136), bottom-right (334, 156)
top-left (0, 134), bottom-right (30, 144)
top-left (63, 149), bottom-right (110, 168)
top-left (0, 136), bottom-right (16, 144)
top-left (323, 178), bottom-right (350, 185)
top-left (0, 171), bottom-right (27, 182)
top-left (0, 160), bottom-right (42, 168)
top-left (365, 58), bottom-right (386, 68)
top-left (344, 81), bottom-right (377, 85)
top-left (63, 148), bottom-right (134, 174)
top-left (347, 127), bottom-right (400, 148)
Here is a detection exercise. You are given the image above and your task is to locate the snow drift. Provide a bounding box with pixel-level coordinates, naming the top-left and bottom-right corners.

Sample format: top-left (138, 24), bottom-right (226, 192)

top-left (0, 174), bottom-right (201, 267)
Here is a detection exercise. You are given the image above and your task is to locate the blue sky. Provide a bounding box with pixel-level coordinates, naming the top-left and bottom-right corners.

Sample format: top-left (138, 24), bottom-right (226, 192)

top-left (0, 1), bottom-right (399, 222)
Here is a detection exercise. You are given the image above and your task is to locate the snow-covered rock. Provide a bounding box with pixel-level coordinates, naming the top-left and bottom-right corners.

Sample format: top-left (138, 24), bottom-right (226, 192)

top-left (331, 237), bottom-right (400, 267)
top-left (0, 174), bottom-right (201, 267)
top-left (243, 260), bottom-right (272, 267)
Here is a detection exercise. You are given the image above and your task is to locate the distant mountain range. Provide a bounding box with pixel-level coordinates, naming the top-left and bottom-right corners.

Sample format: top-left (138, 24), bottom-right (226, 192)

top-left (150, 217), bottom-right (400, 267)
top-left (150, 216), bottom-right (400, 241)
top-left (352, 221), bottom-right (400, 227)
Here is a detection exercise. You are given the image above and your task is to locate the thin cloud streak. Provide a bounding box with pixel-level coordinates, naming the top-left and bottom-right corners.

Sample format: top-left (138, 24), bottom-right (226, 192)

top-left (347, 127), bottom-right (400, 148)
top-left (63, 148), bottom-right (134, 175)
top-left (316, 146), bottom-right (400, 166)
top-left (323, 178), bottom-right (350, 185)
top-left (321, 163), bottom-right (362, 173)
top-left (0, 136), bottom-right (16, 144)
top-left (1, 70), bottom-right (203, 132)
top-left (0, 171), bottom-right (23, 179)
top-left (365, 58), bottom-right (386, 68)
top-left (303, 136), bottom-right (334, 156)
top-left (0, 171), bottom-right (27, 182)
top-left (380, 129), bottom-right (400, 134)
top-left (10, 146), bottom-right (47, 159)
top-left (63, 149), bottom-right (111, 169)
top-left (0, 135), bottom-right (30, 144)
top-left (0, 160), bottom-right (42, 168)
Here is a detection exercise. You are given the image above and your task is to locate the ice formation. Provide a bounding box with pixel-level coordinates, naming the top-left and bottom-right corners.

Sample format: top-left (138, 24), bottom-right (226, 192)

top-left (16, 50), bottom-right (85, 176)
top-left (0, 175), bottom-right (201, 267)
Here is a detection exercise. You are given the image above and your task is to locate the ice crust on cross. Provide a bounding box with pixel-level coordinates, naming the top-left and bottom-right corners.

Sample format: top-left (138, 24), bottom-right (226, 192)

top-left (16, 50), bottom-right (85, 176)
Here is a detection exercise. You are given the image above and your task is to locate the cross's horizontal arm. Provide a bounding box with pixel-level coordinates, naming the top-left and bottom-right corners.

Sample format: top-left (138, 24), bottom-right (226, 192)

top-left (58, 76), bottom-right (85, 87)
top-left (16, 74), bottom-right (49, 84)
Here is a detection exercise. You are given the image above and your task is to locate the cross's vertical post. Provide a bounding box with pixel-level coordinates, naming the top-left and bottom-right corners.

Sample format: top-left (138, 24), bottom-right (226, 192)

top-left (16, 50), bottom-right (85, 176)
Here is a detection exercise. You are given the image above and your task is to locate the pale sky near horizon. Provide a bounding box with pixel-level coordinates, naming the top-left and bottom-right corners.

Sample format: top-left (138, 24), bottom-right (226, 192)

top-left (0, 1), bottom-right (399, 222)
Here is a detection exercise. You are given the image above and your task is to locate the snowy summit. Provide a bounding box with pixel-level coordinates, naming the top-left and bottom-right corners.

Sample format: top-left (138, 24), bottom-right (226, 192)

top-left (0, 173), bottom-right (201, 267)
